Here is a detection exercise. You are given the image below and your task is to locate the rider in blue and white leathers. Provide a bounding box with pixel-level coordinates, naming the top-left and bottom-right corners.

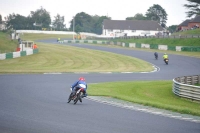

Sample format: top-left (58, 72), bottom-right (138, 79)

top-left (70, 77), bottom-right (88, 98)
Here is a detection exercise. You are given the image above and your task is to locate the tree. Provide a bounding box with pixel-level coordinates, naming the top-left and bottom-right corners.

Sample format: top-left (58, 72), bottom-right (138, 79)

top-left (29, 7), bottom-right (51, 29)
top-left (5, 13), bottom-right (28, 30)
top-left (70, 12), bottom-right (87, 33)
top-left (126, 13), bottom-right (147, 20)
top-left (69, 12), bottom-right (110, 34)
top-left (184, 0), bottom-right (200, 17)
top-left (145, 4), bottom-right (168, 27)
top-left (167, 25), bottom-right (178, 33)
top-left (0, 14), bottom-right (2, 24)
top-left (52, 14), bottom-right (66, 31)
top-left (93, 15), bottom-right (110, 34)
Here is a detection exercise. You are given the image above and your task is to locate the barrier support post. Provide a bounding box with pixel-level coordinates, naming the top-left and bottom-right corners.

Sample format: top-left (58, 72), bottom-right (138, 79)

top-left (184, 76), bottom-right (187, 84)
top-left (198, 75), bottom-right (200, 84)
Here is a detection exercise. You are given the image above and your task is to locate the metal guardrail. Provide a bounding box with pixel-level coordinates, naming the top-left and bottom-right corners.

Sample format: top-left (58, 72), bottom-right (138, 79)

top-left (173, 75), bottom-right (200, 101)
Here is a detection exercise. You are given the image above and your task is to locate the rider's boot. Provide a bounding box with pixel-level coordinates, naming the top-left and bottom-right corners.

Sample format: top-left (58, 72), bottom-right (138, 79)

top-left (79, 97), bottom-right (82, 102)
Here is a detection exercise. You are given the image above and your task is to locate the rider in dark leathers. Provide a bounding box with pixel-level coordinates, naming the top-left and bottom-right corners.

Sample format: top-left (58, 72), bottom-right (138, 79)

top-left (154, 52), bottom-right (158, 59)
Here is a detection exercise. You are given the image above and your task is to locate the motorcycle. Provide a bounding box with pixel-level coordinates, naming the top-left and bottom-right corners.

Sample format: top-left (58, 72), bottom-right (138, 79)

top-left (68, 88), bottom-right (84, 104)
top-left (154, 52), bottom-right (158, 60)
top-left (164, 58), bottom-right (169, 65)
top-left (155, 54), bottom-right (158, 60)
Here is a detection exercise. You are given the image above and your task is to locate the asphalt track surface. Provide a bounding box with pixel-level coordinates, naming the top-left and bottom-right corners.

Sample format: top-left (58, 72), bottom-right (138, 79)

top-left (0, 39), bottom-right (200, 133)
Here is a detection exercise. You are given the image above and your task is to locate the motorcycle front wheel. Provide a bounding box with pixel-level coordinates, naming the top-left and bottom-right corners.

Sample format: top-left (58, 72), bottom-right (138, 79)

top-left (67, 93), bottom-right (73, 103)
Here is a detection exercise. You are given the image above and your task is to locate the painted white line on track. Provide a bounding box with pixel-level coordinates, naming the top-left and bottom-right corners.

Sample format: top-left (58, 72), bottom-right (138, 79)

top-left (74, 72), bottom-right (89, 74)
top-left (121, 72), bottom-right (133, 74)
top-left (44, 73), bottom-right (62, 74)
top-left (99, 72), bottom-right (112, 74)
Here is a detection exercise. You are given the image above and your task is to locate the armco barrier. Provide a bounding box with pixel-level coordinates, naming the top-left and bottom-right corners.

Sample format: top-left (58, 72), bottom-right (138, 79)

top-left (173, 75), bottom-right (200, 101)
top-left (0, 49), bottom-right (39, 60)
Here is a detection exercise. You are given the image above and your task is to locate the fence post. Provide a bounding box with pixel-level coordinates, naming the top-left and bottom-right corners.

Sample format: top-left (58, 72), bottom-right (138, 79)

top-left (176, 77), bottom-right (180, 82)
top-left (191, 76), bottom-right (195, 85)
top-left (184, 76), bottom-right (187, 84)
top-left (198, 75), bottom-right (200, 84)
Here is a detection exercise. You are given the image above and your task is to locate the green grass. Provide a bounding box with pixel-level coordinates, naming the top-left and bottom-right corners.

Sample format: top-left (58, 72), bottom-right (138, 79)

top-left (0, 42), bottom-right (153, 73)
top-left (88, 80), bottom-right (200, 116)
top-left (114, 29), bottom-right (200, 47)
top-left (195, 84), bottom-right (200, 86)
top-left (21, 33), bottom-right (73, 41)
top-left (87, 42), bottom-right (200, 58)
top-left (172, 28), bottom-right (200, 35)
top-left (115, 38), bottom-right (200, 47)
top-left (0, 32), bottom-right (18, 53)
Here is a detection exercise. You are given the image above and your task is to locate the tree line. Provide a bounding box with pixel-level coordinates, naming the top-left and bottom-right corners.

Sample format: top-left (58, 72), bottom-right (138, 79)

top-left (0, 6), bottom-right (110, 35)
top-left (0, 0), bottom-right (199, 34)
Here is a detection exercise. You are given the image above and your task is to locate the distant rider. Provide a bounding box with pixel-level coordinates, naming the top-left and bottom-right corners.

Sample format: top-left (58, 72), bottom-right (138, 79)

top-left (163, 53), bottom-right (168, 61)
top-left (70, 77), bottom-right (88, 99)
top-left (154, 52), bottom-right (158, 59)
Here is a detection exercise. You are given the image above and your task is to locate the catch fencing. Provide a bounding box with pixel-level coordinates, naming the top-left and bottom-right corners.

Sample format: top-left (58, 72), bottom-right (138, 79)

top-left (173, 75), bottom-right (200, 101)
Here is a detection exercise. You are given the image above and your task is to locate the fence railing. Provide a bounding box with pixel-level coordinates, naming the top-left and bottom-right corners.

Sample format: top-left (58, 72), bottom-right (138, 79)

top-left (173, 75), bottom-right (200, 101)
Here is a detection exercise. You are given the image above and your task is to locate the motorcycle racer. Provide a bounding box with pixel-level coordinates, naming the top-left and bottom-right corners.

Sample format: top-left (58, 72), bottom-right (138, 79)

top-left (70, 77), bottom-right (88, 98)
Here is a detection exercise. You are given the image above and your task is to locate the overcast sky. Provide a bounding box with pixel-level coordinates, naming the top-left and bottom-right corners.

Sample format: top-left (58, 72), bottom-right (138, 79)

top-left (0, 0), bottom-right (190, 28)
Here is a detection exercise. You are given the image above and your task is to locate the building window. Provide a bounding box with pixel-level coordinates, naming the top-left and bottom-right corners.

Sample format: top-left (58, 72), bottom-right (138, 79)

top-left (120, 30), bottom-right (124, 32)
top-left (108, 29), bottom-right (113, 32)
top-left (132, 30), bottom-right (136, 32)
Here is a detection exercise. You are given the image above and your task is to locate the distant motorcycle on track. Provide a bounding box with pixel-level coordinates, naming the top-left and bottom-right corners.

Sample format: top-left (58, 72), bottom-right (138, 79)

top-left (154, 52), bottom-right (158, 60)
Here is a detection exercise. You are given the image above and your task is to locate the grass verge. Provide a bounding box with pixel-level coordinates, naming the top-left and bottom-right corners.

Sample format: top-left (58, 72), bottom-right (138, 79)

top-left (85, 43), bottom-right (200, 58)
top-left (172, 28), bottom-right (200, 35)
top-left (88, 80), bottom-right (200, 116)
top-left (21, 33), bottom-right (73, 41)
top-left (115, 38), bottom-right (200, 47)
top-left (0, 42), bottom-right (153, 73)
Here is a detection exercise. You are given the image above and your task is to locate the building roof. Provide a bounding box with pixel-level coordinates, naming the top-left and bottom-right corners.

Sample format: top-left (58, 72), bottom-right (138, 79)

top-left (179, 19), bottom-right (191, 26)
top-left (190, 15), bottom-right (200, 23)
top-left (103, 20), bottom-right (164, 31)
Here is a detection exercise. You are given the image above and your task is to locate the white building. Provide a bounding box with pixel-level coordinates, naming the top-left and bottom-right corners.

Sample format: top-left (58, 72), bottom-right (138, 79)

top-left (102, 20), bottom-right (164, 37)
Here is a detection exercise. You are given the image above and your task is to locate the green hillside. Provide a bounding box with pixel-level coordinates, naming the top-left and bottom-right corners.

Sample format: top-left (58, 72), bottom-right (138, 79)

top-left (115, 37), bottom-right (200, 47)
top-left (172, 28), bottom-right (200, 35)
top-left (0, 32), bottom-right (18, 53)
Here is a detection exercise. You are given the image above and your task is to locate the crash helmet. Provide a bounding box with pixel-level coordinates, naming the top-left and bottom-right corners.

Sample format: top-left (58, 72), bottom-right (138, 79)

top-left (79, 77), bottom-right (85, 81)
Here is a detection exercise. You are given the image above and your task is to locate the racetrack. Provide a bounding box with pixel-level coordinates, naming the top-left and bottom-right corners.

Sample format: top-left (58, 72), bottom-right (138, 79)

top-left (0, 40), bottom-right (200, 133)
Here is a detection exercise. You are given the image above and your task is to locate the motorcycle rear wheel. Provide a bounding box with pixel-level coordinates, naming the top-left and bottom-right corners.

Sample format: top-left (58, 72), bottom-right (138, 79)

top-left (74, 93), bottom-right (81, 104)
